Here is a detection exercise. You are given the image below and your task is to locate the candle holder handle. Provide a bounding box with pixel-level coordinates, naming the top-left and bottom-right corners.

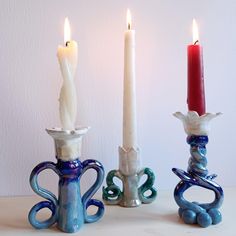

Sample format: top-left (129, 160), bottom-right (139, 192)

top-left (103, 165), bottom-right (157, 207)
top-left (172, 168), bottom-right (223, 211)
top-left (81, 159), bottom-right (105, 223)
top-left (102, 170), bottom-right (123, 205)
top-left (138, 167), bottom-right (156, 204)
top-left (28, 128), bottom-right (105, 233)
top-left (28, 161), bottom-right (59, 229)
top-left (29, 158), bottom-right (105, 232)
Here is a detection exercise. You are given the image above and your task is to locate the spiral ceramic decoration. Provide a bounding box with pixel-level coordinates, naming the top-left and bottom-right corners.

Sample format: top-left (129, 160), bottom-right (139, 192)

top-left (103, 147), bottom-right (157, 207)
top-left (172, 112), bottom-right (224, 228)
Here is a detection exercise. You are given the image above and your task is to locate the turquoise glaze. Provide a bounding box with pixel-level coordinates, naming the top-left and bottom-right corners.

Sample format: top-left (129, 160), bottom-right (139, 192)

top-left (103, 167), bottom-right (157, 207)
top-left (172, 135), bottom-right (224, 227)
top-left (28, 158), bottom-right (105, 233)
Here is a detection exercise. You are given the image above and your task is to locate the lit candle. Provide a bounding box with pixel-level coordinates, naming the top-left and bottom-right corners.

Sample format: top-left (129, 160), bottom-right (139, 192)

top-left (57, 18), bottom-right (78, 130)
top-left (187, 19), bottom-right (206, 116)
top-left (123, 9), bottom-right (137, 149)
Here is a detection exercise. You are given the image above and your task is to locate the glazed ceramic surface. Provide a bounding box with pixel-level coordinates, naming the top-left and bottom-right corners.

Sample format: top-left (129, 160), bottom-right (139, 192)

top-left (28, 128), bottom-right (105, 233)
top-left (28, 158), bottom-right (104, 233)
top-left (172, 112), bottom-right (224, 228)
top-left (103, 147), bottom-right (157, 207)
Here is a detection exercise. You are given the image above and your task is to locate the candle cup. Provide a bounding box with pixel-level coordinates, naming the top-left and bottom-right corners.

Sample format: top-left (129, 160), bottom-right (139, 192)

top-left (102, 147), bottom-right (157, 207)
top-left (172, 111), bottom-right (224, 227)
top-left (28, 127), bottom-right (105, 233)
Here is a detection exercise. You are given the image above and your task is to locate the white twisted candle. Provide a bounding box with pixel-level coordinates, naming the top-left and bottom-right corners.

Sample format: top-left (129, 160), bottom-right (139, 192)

top-left (57, 18), bottom-right (78, 130)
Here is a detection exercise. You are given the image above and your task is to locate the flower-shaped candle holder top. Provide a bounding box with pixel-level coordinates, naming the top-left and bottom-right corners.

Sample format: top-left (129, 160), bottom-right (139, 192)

top-left (28, 127), bottom-right (105, 233)
top-left (102, 146), bottom-right (157, 207)
top-left (174, 111), bottom-right (222, 136)
top-left (172, 111), bottom-right (224, 228)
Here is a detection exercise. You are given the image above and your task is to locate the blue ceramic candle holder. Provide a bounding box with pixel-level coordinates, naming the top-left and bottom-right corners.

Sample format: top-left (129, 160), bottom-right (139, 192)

top-left (172, 112), bottom-right (224, 228)
top-left (28, 127), bottom-right (105, 233)
top-left (103, 147), bottom-right (157, 207)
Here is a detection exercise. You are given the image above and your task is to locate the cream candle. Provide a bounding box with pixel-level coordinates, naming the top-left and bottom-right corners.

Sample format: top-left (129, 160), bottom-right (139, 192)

top-left (57, 18), bottom-right (78, 130)
top-left (123, 9), bottom-right (137, 149)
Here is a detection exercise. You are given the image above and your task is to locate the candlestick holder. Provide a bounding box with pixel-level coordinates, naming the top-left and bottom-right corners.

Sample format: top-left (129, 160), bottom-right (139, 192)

top-left (172, 111), bottom-right (224, 228)
top-left (28, 127), bottom-right (105, 233)
top-left (102, 146), bottom-right (157, 207)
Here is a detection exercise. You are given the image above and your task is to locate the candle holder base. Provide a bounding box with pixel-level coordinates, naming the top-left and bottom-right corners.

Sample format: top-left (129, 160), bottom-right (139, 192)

top-left (172, 112), bottom-right (224, 228)
top-left (28, 127), bottom-right (105, 233)
top-left (172, 167), bottom-right (223, 228)
top-left (102, 147), bottom-right (157, 207)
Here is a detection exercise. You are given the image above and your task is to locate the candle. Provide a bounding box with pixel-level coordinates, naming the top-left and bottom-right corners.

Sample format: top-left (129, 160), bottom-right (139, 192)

top-left (123, 9), bottom-right (137, 149)
top-left (57, 18), bottom-right (78, 130)
top-left (187, 19), bottom-right (206, 116)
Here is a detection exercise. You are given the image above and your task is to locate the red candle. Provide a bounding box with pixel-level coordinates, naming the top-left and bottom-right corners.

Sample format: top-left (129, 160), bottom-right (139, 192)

top-left (187, 19), bottom-right (206, 116)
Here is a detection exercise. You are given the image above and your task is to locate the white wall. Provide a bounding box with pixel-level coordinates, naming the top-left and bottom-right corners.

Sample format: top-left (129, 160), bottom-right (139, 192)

top-left (0, 0), bottom-right (235, 196)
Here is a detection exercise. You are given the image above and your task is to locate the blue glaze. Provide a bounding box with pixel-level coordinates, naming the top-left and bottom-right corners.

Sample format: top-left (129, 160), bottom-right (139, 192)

top-left (197, 212), bottom-right (212, 227)
top-left (28, 158), bottom-right (104, 233)
top-left (182, 209), bottom-right (197, 224)
top-left (172, 135), bottom-right (224, 228)
top-left (208, 208), bottom-right (222, 225)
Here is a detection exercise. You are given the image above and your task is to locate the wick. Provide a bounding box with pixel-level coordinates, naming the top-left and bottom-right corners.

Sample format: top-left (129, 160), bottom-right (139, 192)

top-left (65, 41), bottom-right (70, 47)
top-left (128, 23), bottom-right (131, 30)
top-left (194, 40), bottom-right (199, 45)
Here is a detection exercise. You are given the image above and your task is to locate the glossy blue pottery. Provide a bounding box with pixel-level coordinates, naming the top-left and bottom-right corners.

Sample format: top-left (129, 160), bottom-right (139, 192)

top-left (172, 135), bottom-right (224, 227)
top-left (28, 158), bottom-right (105, 233)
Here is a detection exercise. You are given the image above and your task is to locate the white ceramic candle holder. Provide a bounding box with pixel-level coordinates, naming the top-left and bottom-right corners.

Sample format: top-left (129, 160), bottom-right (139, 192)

top-left (102, 146), bottom-right (157, 207)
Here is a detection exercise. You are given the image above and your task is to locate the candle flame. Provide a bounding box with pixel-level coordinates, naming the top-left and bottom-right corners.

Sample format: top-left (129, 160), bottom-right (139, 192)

top-left (192, 19), bottom-right (199, 45)
top-left (127, 9), bottom-right (132, 30)
top-left (64, 17), bottom-right (71, 45)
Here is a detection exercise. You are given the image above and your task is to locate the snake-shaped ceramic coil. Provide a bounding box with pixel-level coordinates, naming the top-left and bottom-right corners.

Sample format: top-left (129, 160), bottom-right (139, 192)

top-left (103, 167), bottom-right (157, 207)
top-left (28, 159), bottom-right (105, 233)
top-left (172, 135), bottom-right (224, 227)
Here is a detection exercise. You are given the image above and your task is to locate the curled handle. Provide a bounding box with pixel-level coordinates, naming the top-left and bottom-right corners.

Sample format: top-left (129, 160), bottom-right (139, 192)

top-left (81, 159), bottom-right (105, 223)
top-left (102, 170), bottom-right (123, 205)
top-left (173, 168), bottom-right (224, 211)
top-left (28, 162), bottom-right (59, 229)
top-left (138, 167), bottom-right (157, 204)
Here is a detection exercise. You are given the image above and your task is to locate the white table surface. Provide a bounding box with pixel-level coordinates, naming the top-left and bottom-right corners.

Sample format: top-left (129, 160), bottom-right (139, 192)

top-left (0, 188), bottom-right (235, 236)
